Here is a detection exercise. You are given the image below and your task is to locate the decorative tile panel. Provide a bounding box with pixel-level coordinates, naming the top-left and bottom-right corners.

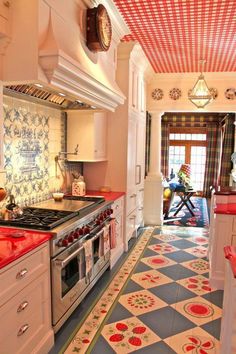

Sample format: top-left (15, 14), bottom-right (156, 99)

top-left (3, 96), bottom-right (65, 206)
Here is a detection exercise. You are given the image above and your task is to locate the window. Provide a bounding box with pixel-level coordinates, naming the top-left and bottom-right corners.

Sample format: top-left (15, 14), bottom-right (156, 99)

top-left (168, 128), bottom-right (207, 192)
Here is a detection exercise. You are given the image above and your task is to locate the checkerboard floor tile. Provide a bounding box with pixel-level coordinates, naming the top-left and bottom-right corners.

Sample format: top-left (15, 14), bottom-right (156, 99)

top-left (177, 275), bottom-right (214, 295)
top-left (171, 296), bottom-right (222, 325)
top-left (141, 254), bottom-right (177, 269)
top-left (148, 242), bottom-right (179, 254)
top-left (153, 233), bottom-right (181, 242)
top-left (64, 226), bottom-right (223, 354)
top-left (184, 245), bottom-right (208, 258)
top-left (101, 316), bottom-right (161, 353)
top-left (164, 327), bottom-right (220, 353)
top-left (118, 289), bottom-right (167, 316)
top-left (131, 269), bottom-right (173, 289)
top-left (181, 258), bottom-right (210, 274)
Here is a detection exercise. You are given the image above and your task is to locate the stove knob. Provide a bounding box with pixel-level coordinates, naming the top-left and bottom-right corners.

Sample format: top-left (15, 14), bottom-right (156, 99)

top-left (103, 211), bottom-right (107, 218)
top-left (96, 219), bottom-right (101, 225)
top-left (62, 238), bottom-right (69, 247)
top-left (99, 215), bottom-right (104, 222)
top-left (83, 226), bottom-right (90, 234)
top-left (78, 228), bottom-right (84, 235)
top-left (68, 232), bottom-right (74, 242)
top-left (110, 208), bottom-right (114, 215)
top-left (74, 230), bottom-right (80, 239)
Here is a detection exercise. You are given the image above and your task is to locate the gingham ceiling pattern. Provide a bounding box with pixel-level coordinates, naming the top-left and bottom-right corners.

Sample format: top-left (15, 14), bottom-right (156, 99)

top-left (113, 0), bottom-right (236, 73)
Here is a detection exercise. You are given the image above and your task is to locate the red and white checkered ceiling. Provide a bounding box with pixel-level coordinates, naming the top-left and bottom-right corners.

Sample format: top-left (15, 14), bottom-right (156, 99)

top-left (113, 0), bottom-right (236, 73)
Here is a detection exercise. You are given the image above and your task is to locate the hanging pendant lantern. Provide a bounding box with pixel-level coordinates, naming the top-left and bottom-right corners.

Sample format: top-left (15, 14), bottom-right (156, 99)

top-left (188, 60), bottom-right (213, 108)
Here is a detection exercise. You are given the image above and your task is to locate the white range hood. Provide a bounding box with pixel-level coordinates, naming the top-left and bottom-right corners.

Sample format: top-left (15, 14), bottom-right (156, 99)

top-left (1, 0), bottom-right (127, 111)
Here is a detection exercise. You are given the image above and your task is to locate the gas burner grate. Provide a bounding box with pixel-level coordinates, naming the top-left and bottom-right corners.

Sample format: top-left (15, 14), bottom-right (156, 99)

top-left (0, 208), bottom-right (78, 230)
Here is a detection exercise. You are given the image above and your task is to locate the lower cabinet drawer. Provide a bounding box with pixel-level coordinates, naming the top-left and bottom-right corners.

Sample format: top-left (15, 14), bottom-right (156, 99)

top-left (0, 271), bottom-right (50, 341)
top-left (0, 244), bottom-right (49, 307)
top-left (136, 206), bottom-right (144, 228)
top-left (126, 212), bottom-right (136, 241)
top-left (126, 190), bottom-right (137, 216)
top-left (0, 272), bottom-right (51, 353)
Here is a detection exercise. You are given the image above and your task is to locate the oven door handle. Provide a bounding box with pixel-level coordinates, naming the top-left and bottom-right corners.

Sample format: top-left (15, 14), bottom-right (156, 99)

top-left (84, 229), bottom-right (104, 242)
top-left (55, 246), bottom-right (84, 268)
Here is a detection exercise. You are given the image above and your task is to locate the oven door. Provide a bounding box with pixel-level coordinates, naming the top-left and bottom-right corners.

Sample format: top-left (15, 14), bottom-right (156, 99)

top-left (51, 245), bottom-right (88, 326)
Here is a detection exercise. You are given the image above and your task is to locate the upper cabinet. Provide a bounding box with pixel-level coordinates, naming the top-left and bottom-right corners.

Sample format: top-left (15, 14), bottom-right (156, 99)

top-left (129, 61), bottom-right (146, 114)
top-left (66, 110), bottom-right (107, 162)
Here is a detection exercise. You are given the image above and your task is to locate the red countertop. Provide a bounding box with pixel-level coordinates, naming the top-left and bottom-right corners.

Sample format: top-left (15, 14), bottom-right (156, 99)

top-left (86, 190), bottom-right (125, 201)
top-left (214, 203), bottom-right (236, 215)
top-left (224, 246), bottom-right (236, 278)
top-left (0, 228), bottom-right (52, 270)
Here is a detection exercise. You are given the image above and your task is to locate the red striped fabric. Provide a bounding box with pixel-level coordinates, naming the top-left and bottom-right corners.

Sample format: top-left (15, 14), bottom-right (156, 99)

top-left (114, 0), bottom-right (236, 73)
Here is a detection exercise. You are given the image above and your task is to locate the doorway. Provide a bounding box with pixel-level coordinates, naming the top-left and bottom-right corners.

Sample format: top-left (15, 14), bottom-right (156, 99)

top-left (169, 127), bottom-right (207, 192)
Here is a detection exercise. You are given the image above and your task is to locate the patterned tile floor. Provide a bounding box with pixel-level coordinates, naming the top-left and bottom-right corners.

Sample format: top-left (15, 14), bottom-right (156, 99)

top-left (63, 226), bottom-right (223, 354)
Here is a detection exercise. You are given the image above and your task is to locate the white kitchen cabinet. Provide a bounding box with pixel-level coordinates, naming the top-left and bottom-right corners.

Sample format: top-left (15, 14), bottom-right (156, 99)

top-left (67, 110), bottom-right (107, 162)
top-left (209, 213), bottom-right (236, 289)
top-left (110, 196), bottom-right (124, 268)
top-left (0, 243), bottom-right (54, 354)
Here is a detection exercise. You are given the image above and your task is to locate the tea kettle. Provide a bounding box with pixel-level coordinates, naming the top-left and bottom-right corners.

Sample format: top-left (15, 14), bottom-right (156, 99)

top-left (6, 194), bottom-right (17, 211)
top-left (6, 195), bottom-right (23, 219)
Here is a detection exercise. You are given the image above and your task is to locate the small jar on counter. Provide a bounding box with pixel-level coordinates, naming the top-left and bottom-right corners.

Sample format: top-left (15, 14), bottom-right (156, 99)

top-left (72, 176), bottom-right (86, 196)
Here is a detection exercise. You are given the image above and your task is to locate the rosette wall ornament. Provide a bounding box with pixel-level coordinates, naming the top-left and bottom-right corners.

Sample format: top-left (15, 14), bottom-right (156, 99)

top-left (188, 60), bottom-right (213, 108)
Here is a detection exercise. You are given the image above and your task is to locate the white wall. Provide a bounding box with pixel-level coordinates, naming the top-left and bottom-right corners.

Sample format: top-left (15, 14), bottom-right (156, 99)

top-left (147, 72), bottom-right (236, 113)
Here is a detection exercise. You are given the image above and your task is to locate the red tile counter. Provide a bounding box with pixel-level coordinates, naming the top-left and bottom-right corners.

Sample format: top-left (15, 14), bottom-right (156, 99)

top-left (0, 227), bottom-right (52, 269)
top-left (86, 190), bottom-right (125, 201)
top-left (214, 203), bottom-right (236, 215)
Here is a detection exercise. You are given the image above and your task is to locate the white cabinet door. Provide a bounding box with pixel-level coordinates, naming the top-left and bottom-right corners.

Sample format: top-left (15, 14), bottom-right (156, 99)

top-left (135, 118), bottom-right (146, 187)
top-left (67, 110), bottom-right (107, 162)
top-left (127, 117), bottom-right (137, 191)
top-left (94, 111), bottom-right (107, 159)
top-left (209, 214), bottom-right (234, 289)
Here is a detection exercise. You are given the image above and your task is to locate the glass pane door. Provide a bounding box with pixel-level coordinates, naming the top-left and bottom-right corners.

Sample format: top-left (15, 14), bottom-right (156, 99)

top-left (190, 146), bottom-right (206, 191)
top-left (169, 146), bottom-right (185, 176)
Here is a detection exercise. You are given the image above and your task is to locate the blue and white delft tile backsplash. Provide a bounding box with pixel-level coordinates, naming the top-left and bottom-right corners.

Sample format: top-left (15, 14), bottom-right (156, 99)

top-left (3, 96), bottom-right (65, 206)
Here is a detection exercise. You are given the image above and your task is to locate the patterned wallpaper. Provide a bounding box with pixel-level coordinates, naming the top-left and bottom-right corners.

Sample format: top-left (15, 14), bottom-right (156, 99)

top-left (3, 96), bottom-right (65, 206)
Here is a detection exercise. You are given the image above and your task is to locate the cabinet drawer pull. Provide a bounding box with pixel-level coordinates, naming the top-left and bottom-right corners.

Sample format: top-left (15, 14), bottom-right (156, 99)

top-left (139, 188), bottom-right (144, 192)
top-left (17, 301), bottom-right (29, 313)
top-left (130, 194), bottom-right (137, 198)
top-left (115, 205), bottom-right (119, 209)
top-left (129, 215), bottom-right (136, 220)
top-left (138, 207), bottom-right (144, 211)
top-left (17, 324), bottom-right (29, 337)
top-left (16, 268), bottom-right (28, 279)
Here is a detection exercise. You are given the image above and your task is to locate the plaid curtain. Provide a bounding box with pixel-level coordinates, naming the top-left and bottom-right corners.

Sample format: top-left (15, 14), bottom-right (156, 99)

top-left (203, 124), bottom-right (222, 197)
top-left (161, 122), bottom-right (169, 177)
top-left (219, 116), bottom-right (235, 186)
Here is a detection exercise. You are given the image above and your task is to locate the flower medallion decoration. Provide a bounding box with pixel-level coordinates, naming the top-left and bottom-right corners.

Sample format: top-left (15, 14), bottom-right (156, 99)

top-left (184, 302), bottom-right (214, 318)
top-left (151, 88), bottom-right (164, 100)
top-left (209, 87), bottom-right (218, 99)
top-left (169, 88), bottom-right (182, 100)
top-left (182, 335), bottom-right (215, 353)
top-left (225, 87), bottom-right (236, 100)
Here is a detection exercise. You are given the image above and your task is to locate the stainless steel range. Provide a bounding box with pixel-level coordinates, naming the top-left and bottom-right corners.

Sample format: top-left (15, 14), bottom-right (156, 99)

top-left (49, 197), bottom-right (113, 332)
top-left (0, 196), bottom-right (113, 332)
